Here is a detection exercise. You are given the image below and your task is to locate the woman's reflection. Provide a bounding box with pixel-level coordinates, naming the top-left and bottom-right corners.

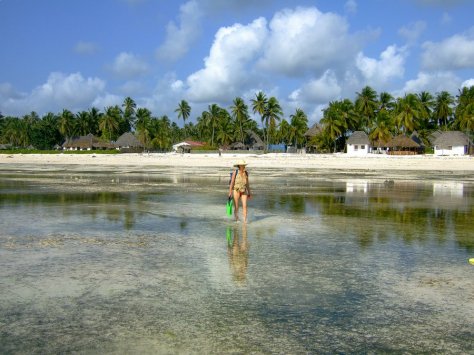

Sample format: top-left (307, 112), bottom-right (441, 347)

top-left (226, 224), bottom-right (249, 285)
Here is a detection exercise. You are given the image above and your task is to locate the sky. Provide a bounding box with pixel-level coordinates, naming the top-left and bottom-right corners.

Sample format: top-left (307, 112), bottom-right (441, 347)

top-left (1, 0), bottom-right (474, 126)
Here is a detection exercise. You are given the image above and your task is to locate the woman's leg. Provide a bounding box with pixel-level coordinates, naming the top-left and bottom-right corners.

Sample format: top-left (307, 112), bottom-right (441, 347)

top-left (233, 190), bottom-right (240, 221)
top-left (241, 194), bottom-right (248, 222)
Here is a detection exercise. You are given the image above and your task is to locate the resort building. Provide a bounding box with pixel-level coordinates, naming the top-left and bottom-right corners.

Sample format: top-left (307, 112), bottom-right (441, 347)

top-left (62, 133), bottom-right (114, 151)
top-left (115, 132), bottom-right (144, 152)
top-left (433, 131), bottom-right (472, 156)
top-left (172, 140), bottom-right (206, 153)
top-left (346, 131), bottom-right (370, 155)
top-left (385, 134), bottom-right (422, 155)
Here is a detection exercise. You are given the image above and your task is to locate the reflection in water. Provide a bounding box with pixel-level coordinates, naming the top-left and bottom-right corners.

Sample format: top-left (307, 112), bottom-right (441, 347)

top-left (346, 180), bottom-right (368, 194)
top-left (0, 169), bottom-right (473, 353)
top-left (226, 224), bottom-right (249, 285)
top-left (433, 182), bottom-right (464, 197)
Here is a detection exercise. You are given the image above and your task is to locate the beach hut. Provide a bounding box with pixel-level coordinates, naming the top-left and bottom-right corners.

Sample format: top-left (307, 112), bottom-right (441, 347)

top-left (62, 133), bottom-right (114, 151)
top-left (304, 124), bottom-right (323, 153)
top-left (115, 132), bottom-right (144, 152)
top-left (346, 131), bottom-right (370, 155)
top-left (410, 131), bottom-right (425, 153)
top-left (371, 137), bottom-right (392, 154)
top-left (229, 142), bottom-right (246, 150)
top-left (433, 131), bottom-right (472, 156)
top-left (172, 142), bottom-right (191, 153)
top-left (385, 134), bottom-right (421, 155)
top-left (245, 130), bottom-right (264, 150)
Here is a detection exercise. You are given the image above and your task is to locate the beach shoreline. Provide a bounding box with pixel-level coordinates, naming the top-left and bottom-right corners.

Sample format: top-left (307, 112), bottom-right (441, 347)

top-left (1, 152), bottom-right (473, 183)
top-left (1, 152), bottom-right (473, 170)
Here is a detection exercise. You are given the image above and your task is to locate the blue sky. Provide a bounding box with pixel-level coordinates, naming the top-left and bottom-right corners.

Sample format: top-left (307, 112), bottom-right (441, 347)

top-left (1, 0), bottom-right (474, 126)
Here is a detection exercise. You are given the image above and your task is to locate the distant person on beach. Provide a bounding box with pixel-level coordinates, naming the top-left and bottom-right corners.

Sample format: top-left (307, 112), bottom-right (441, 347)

top-left (228, 159), bottom-right (252, 222)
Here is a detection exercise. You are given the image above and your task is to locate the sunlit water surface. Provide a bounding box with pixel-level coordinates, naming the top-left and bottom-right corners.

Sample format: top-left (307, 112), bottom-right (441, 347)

top-left (0, 165), bottom-right (473, 354)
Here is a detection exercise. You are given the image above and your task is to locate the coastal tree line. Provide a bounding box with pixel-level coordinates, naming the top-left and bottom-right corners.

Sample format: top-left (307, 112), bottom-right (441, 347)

top-left (0, 85), bottom-right (473, 152)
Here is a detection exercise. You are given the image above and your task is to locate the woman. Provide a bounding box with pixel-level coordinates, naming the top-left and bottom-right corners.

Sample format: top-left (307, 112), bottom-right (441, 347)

top-left (228, 159), bottom-right (251, 222)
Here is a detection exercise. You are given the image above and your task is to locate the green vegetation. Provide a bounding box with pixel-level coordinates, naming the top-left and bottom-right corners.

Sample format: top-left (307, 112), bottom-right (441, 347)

top-left (0, 86), bottom-right (473, 153)
top-left (0, 149), bottom-right (119, 155)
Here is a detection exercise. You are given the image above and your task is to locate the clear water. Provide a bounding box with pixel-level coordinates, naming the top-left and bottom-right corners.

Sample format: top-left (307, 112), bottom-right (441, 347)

top-left (0, 165), bottom-right (473, 354)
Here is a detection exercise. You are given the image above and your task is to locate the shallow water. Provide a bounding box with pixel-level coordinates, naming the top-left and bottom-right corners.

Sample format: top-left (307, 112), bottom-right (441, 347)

top-left (0, 166), bottom-right (473, 354)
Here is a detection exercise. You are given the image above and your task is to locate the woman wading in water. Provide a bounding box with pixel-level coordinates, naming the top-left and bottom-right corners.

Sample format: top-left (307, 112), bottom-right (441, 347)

top-left (228, 159), bottom-right (252, 223)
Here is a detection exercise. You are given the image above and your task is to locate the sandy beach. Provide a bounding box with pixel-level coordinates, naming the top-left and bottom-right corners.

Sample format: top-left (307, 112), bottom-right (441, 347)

top-left (1, 152), bottom-right (473, 172)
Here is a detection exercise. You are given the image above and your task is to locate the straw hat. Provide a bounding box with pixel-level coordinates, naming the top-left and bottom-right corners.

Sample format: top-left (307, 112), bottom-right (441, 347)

top-left (233, 159), bottom-right (247, 167)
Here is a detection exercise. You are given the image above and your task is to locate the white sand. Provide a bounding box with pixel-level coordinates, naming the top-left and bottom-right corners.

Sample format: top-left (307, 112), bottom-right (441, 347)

top-left (1, 152), bottom-right (473, 172)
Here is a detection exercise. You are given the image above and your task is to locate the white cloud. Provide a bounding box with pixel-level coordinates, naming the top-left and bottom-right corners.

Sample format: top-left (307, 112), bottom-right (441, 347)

top-left (289, 70), bottom-right (341, 103)
top-left (0, 72), bottom-right (106, 116)
top-left (398, 21), bottom-right (426, 44)
top-left (421, 30), bottom-right (474, 70)
top-left (461, 78), bottom-right (474, 88)
top-left (110, 52), bottom-right (149, 79)
top-left (395, 71), bottom-right (461, 96)
top-left (156, 0), bottom-right (203, 62)
top-left (356, 45), bottom-right (407, 87)
top-left (74, 41), bottom-right (99, 55)
top-left (258, 7), bottom-right (358, 76)
top-left (141, 73), bottom-right (187, 117)
top-left (186, 17), bottom-right (268, 102)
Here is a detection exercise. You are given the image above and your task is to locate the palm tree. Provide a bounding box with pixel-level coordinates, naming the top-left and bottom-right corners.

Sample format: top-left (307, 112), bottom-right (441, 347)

top-left (150, 116), bottom-right (172, 150)
top-left (196, 112), bottom-right (211, 142)
top-left (3, 117), bottom-right (28, 147)
top-left (76, 111), bottom-right (91, 136)
top-left (278, 119), bottom-right (292, 146)
top-left (417, 91), bottom-right (435, 124)
top-left (100, 106), bottom-right (121, 141)
top-left (216, 114), bottom-right (234, 146)
top-left (379, 92), bottom-right (395, 113)
top-left (369, 110), bottom-right (393, 144)
top-left (175, 100), bottom-right (191, 137)
top-left (58, 109), bottom-right (76, 140)
top-left (206, 104), bottom-right (224, 147)
top-left (264, 96), bottom-right (283, 150)
top-left (88, 107), bottom-right (102, 135)
top-left (355, 86), bottom-right (378, 130)
top-left (135, 107), bottom-right (152, 148)
top-left (122, 97), bottom-right (137, 130)
top-left (230, 97), bottom-right (249, 144)
top-left (434, 91), bottom-right (454, 129)
top-left (320, 101), bottom-right (346, 152)
top-left (337, 99), bottom-right (358, 133)
top-left (394, 94), bottom-right (422, 134)
top-left (289, 108), bottom-right (308, 148)
top-left (454, 86), bottom-right (474, 134)
top-left (251, 91), bottom-right (268, 145)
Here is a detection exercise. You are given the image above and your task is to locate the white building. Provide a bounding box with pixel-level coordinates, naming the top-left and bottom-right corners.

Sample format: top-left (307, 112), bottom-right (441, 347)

top-left (346, 131), bottom-right (370, 155)
top-left (433, 131), bottom-right (471, 156)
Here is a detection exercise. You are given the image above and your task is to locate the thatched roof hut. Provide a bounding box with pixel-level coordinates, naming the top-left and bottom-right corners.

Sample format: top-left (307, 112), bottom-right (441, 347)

top-left (245, 130), bottom-right (264, 150)
top-left (229, 142), bottom-right (246, 150)
top-left (410, 131), bottom-right (424, 147)
top-left (63, 133), bottom-right (114, 150)
top-left (387, 134), bottom-right (420, 148)
top-left (305, 124), bottom-right (323, 138)
top-left (433, 131), bottom-right (472, 155)
top-left (432, 131), bottom-right (471, 148)
top-left (386, 134), bottom-right (421, 154)
top-left (347, 131), bottom-right (370, 145)
top-left (115, 132), bottom-right (144, 149)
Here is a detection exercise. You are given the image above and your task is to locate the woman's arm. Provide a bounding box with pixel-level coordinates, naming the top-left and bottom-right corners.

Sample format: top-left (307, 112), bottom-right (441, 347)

top-left (229, 171), bottom-right (236, 197)
top-left (246, 172), bottom-right (251, 197)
